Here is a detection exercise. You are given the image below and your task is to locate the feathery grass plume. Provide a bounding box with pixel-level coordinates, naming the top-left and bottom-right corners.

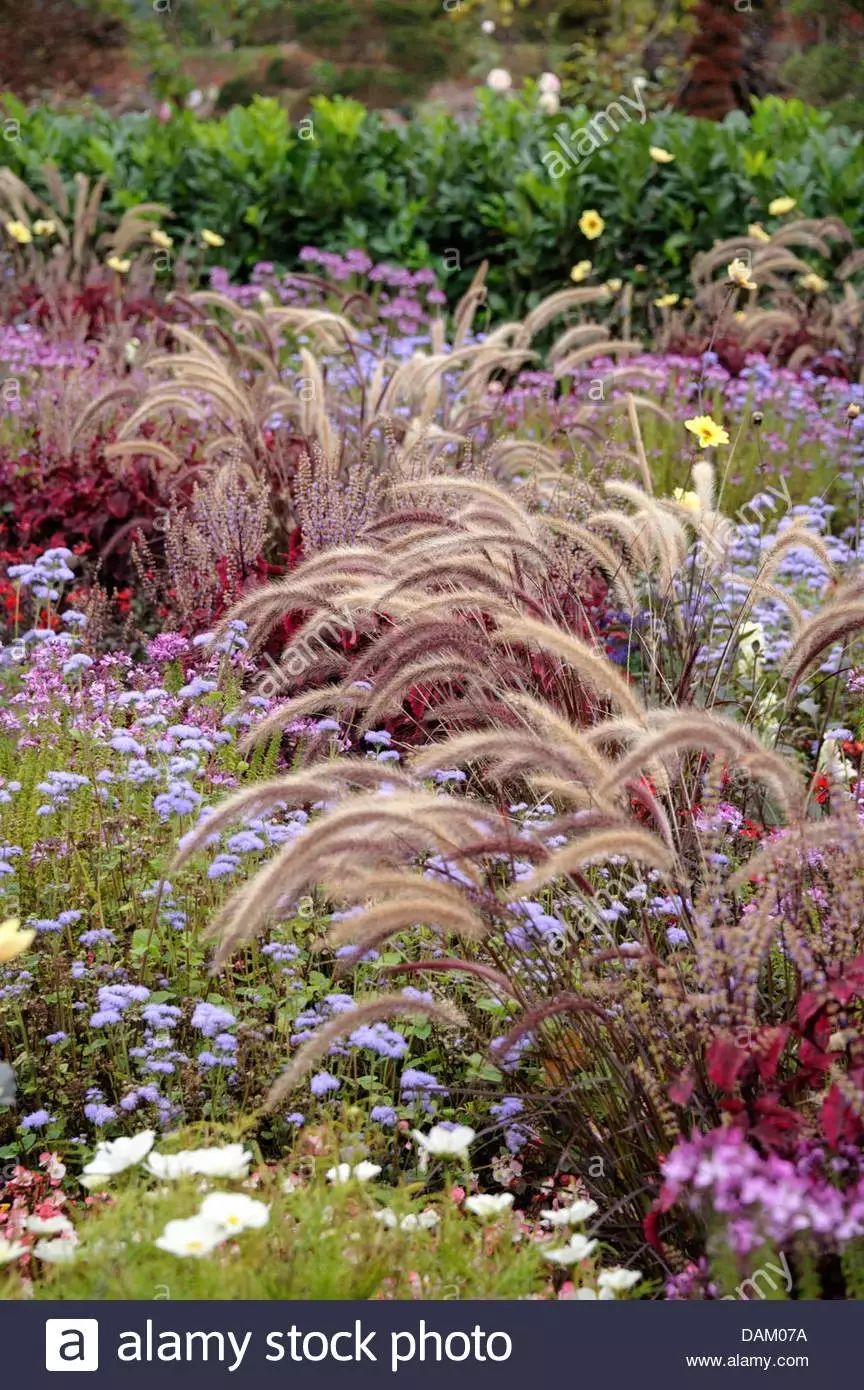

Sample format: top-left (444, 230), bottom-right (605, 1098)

top-left (514, 826), bottom-right (677, 896)
top-left (265, 996), bottom-right (466, 1107)
top-left (493, 615), bottom-right (646, 722)
top-left (171, 762), bottom-right (415, 869)
top-left (782, 592), bottom-right (864, 696)
top-left (206, 792), bottom-right (491, 964)
top-left (596, 709), bottom-right (805, 819)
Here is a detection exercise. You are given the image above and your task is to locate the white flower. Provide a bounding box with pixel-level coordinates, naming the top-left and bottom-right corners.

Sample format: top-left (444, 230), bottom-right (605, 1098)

top-left (0, 1237), bottom-right (26, 1264)
top-left (481, 19), bottom-right (495, 34)
top-left (598, 1266), bottom-right (643, 1295)
top-left (464, 1193), bottom-right (514, 1221)
top-left (146, 1144), bottom-right (252, 1181)
top-left (154, 1215), bottom-right (224, 1258)
top-left (199, 1192), bottom-right (269, 1234)
top-left (736, 620), bottom-right (767, 678)
top-left (326, 1161), bottom-right (381, 1184)
top-left (541, 1199), bottom-right (598, 1227)
top-left (33, 1236), bottom-right (78, 1263)
top-left (81, 1129), bottom-right (156, 1186)
top-left (374, 1209), bottom-right (440, 1231)
top-left (26, 1214), bottom-right (74, 1236)
top-left (538, 72), bottom-right (561, 94)
top-left (412, 1124), bottom-right (475, 1160)
top-left (486, 68), bottom-right (512, 93)
top-left (544, 1234), bottom-right (598, 1265)
top-left (537, 92), bottom-right (560, 115)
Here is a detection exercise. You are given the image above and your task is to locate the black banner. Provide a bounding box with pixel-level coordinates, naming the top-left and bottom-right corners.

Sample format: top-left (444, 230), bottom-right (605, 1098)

top-left (2, 1299), bottom-right (848, 1386)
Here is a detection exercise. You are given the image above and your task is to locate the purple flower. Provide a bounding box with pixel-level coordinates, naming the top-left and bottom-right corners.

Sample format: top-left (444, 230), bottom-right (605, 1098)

top-left (370, 1105), bottom-right (397, 1126)
top-left (20, 1108), bottom-right (53, 1130)
top-left (84, 1102), bottom-right (117, 1125)
top-left (191, 1001), bottom-right (236, 1037)
top-left (310, 1070), bottom-right (341, 1097)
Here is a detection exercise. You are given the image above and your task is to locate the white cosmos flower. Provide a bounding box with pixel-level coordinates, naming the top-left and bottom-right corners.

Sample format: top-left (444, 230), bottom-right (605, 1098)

top-left (327, 1161), bottom-right (381, 1184)
top-left (412, 1124), bottom-right (475, 1160)
top-left (537, 92), bottom-right (560, 115)
top-left (199, 1192), bottom-right (269, 1234)
top-left (543, 1234), bottom-right (598, 1265)
top-left (155, 1215), bottom-right (225, 1258)
top-left (146, 1144), bottom-right (251, 1181)
top-left (33, 1236), bottom-right (78, 1263)
top-left (374, 1209), bottom-right (439, 1231)
top-left (541, 1199), bottom-right (598, 1227)
top-left (486, 68), bottom-right (512, 93)
top-left (0, 1237), bottom-right (26, 1264)
top-left (538, 72), bottom-right (561, 94)
top-left (80, 1128), bottom-right (156, 1186)
top-left (464, 1193), bottom-right (514, 1221)
top-left (27, 1214), bottom-right (74, 1236)
top-left (598, 1266), bottom-right (642, 1294)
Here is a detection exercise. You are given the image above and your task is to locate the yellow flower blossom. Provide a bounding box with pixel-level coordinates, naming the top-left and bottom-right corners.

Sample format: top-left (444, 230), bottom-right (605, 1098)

top-left (748, 222), bottom-right (770, 243)
top-left (673, 488), bottom-right (700, 511)
top-left (200, 229), bottom-right (225, 248)
top-left (799, 271), bottom-right (828, 294)
top-left (106, 255), bottom-right (131, 274)
top-left (578, 209), bottom-right (604, 240)
top-left (727, 257), bottom-right (757, 291)
top-left (768, 196), bottom-right (796, 217)
top-left (649, 146), bottom-right (674, 164)
top-left (0, 918), bottom-right (35, 965)
top-left (32, 219), bottom-right (56, 237)
top-left (605, 278), bottom-right (622, 293)
top-left (684, 414), bottom-right (730, 449)
top-left (4, 219), bottom-right (31, 245)
top-left (150, 229), bottom-right (173, 249)
top-left (569, 260), bottom-right (592, 283)
top-left (654, 293), bottom-right (679, 309)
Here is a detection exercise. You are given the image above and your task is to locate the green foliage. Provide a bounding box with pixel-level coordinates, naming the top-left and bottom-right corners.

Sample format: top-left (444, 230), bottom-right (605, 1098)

top-left (781, 0), bottom-right (864, 129)
top-left (3, 93), bottom-right (862, 316)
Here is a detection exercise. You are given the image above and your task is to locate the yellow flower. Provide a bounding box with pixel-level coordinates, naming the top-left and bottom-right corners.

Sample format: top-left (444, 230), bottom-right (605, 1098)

top-left (768, 196), bottom-right (796, 217)
top-left (106, 255), bottom-right (131, 274)
top-left (569, 259), bottom-right (592, 283)
top-left (4, 219), bottom-right (31, 245)
top-left (847, 403), bottom-right (861, 420)
top-left (578, 209), bottom-right (605, 240)
top-left (654, 293), bottom-right (679, 308)
top-left (733, 310), bottom-right (746, 322)
top-left (684, 414), bottom-right (730, 449)
top-left (799, 271), bottom-right (828, 294)
top-left (605, 278), bottom-right (622, 293)
top-left (32, 219), bottom-right (56, 237)
top-left (727, 257), bottom-right (757, 291)
top-left (0, 918), bottom-right (35, 965)
top-left (150, 228), bottom-right (173, 249)
top-left (649, 146), bottom-right (674, 164)
top-left (748, 222), bottom-right (770, 243)
top-left (673, 487), bottom-right (700, 511)
top-left (200, 229), bottom-right (225, 248)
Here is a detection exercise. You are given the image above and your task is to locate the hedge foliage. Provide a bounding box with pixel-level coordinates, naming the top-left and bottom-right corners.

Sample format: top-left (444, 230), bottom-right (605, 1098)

top-left (3, 90), bottom-right (863, 312)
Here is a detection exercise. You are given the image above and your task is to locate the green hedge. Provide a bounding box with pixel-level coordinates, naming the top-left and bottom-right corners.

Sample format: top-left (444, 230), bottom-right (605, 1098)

top-left (3, 90), bottom-right (863, 314)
